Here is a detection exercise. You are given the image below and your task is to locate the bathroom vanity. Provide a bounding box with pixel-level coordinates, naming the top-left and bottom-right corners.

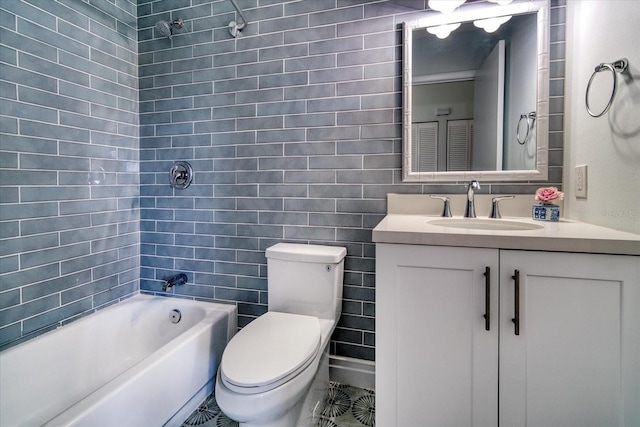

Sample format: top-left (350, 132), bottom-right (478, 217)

top-left (373, 196), bottom-right (640, 426)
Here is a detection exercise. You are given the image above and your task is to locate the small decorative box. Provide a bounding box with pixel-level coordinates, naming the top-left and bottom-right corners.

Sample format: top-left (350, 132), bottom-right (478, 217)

top-left (532, 203), bottom-right (560, 222)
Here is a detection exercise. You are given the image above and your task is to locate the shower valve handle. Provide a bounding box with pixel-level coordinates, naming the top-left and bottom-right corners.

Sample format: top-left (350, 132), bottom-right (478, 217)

top-left (169, 161), bottom-right (193, 189)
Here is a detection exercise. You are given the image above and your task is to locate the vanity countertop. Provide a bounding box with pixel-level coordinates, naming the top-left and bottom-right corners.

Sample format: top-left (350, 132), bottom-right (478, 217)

top-left (373, 215), bottom-right (640, 256)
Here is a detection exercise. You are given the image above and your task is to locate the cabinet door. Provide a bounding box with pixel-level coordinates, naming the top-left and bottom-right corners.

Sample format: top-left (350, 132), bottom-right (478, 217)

top-left (499, 251), bottom-right (640, 427)
top-left (376, 244), bottom-right (499, 427)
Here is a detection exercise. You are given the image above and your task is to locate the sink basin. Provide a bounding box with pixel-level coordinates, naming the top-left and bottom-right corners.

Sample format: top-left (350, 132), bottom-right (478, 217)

top-left (428, 218), bottom-right (544, 231)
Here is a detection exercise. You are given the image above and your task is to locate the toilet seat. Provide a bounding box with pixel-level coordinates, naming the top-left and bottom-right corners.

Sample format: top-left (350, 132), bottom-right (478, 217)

top-left (220, 312), bottom-right (321, 394)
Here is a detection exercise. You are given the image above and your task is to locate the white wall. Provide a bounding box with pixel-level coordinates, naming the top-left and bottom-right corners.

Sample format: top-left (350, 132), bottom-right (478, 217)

top-left (503, 14), bottom-right (538, 171)
top-left (413, 81), bottom-right (474, 170)
top-left (564, 0), bottom-right (640, 234)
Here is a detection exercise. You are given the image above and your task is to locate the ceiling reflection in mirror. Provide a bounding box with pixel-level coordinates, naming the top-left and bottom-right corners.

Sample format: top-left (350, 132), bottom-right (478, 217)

top-left (402, 1), bottom-right (549, 182)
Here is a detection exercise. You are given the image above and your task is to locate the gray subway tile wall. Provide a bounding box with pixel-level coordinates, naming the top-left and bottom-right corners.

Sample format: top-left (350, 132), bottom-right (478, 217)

top-left (0, 0), bottom-right (140, 349)
top-left (137, 0), bottom-right (564, 362)
top-left (0, 0), bottom-right (565, 361)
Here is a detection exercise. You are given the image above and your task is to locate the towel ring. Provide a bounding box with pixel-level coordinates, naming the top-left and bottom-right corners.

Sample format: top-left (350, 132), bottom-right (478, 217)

top-left (585, 58), bottom-right (628, 117)
top-left (516, 112), bottom-right (536, 145)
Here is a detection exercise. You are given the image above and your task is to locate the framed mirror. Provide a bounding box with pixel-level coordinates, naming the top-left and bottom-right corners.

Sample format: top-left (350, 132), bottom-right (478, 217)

top-left (402, 0), bottom-right (550, 182)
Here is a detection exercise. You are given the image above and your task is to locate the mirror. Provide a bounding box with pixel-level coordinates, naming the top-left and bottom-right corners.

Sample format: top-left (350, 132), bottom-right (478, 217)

top-left (402, 0), bottom-right (550, 182)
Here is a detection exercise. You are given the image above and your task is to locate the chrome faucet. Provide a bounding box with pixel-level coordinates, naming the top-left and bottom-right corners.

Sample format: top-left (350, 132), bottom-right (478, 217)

top-left (464, 180), bottom-right (481, 218)
top-left (163, 273), bottom-right (188, 292)
top-left (489, 195), bottom-right (515, 219)
top-left (430, 195), bottom-right (452, 217)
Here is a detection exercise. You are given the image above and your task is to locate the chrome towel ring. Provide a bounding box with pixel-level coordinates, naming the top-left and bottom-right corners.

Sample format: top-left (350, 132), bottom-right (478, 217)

top-left (516, 112), bottom-right (536, 145)
top-left (585, 58), bottom-right (629, 117)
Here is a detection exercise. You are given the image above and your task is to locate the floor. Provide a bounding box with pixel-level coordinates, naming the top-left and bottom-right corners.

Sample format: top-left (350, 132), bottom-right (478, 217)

top-left (180, 382), bottom-right (375, 427)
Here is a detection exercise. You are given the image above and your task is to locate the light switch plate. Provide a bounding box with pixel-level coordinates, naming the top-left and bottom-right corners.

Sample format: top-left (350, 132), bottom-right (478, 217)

top-left (575, 165), bottom-right (587, 199)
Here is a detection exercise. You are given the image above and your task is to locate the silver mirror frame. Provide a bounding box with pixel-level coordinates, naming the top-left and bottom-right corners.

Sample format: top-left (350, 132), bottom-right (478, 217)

top-left (402, 0), bottom-right (550, 182)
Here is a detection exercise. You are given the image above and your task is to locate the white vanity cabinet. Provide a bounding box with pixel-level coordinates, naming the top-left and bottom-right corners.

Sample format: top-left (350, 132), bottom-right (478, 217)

top-left (498, 250), bottom-right (640, 427)
top-left (376, 244), bottom-right (499, 427)
top-left (376, 243), bottom-right (640, 427)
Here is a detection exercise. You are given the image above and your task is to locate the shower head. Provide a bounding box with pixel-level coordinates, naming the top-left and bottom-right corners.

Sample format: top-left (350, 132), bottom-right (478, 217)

top-left (155, 18), bottom-right (186, 39)
top-left (155, 21), bottom-right (172, 38)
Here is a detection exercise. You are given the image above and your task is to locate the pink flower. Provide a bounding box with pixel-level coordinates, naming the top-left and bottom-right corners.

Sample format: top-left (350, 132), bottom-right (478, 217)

top-left (535, 187), bottom-right (564, 203)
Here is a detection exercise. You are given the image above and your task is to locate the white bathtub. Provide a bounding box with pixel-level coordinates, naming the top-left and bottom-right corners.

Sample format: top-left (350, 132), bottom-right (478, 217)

top-left (0, 294), bottom-right (237, 427)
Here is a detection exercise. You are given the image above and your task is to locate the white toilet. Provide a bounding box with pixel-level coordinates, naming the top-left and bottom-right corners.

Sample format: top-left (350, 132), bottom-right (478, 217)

top-left (215, 243), bottom-right (347, 427)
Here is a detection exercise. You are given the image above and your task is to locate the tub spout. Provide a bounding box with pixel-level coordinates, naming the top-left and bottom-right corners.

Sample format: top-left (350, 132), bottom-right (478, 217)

top-left (163, 273), bottom-right (188, 292)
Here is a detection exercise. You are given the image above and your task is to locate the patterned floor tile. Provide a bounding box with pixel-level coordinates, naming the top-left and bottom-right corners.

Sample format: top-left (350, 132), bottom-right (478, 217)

top-left (180, 382), bottom-right (374, 427)
top-left (318, 382), bottom-right (375, 427)
top-left (180, 393), bottom-right (238, 427)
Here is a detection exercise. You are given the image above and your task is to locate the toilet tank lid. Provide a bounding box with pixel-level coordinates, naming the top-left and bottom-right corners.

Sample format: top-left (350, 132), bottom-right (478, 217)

top-left (266, 243), bottom-right (346, 263)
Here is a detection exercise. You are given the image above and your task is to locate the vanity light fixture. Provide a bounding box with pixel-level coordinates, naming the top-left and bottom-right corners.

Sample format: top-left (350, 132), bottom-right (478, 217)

top-left (417, 1), bottom-right (536, 30)
top-left (487, 0), bottom-right (513, 4)
top-left (420, 1), bottom-right (537, 40)
top-left (426, 22), bottom-right (462, 39)
top-left (428, 0), bottom-right (466, 14)
top-left (473, 15), bottom-right (512, 33)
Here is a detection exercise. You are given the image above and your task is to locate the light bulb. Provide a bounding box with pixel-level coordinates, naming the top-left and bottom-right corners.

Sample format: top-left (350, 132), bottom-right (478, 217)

top-left (428, 0), bottom-right (466, 14)
top-left (473, 15), bottom-right (512, 33)
top-left (426, 23), bottom-right (462, 39)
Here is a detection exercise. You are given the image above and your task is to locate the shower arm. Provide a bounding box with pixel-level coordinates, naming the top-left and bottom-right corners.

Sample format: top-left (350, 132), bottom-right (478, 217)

top-left (228, 0), bottom-right (248, 30)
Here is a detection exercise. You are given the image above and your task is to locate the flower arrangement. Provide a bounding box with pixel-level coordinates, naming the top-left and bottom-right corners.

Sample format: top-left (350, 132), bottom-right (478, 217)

top-left (535, 187), bottom-right (564, 204)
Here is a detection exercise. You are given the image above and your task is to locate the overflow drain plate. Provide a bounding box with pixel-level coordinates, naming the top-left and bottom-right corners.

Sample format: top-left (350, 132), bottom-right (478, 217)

top-left (169, 309), bottom-right (182, 324)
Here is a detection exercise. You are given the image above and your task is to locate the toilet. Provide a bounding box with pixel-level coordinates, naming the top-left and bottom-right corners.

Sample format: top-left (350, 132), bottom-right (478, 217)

top-left (215, 243), bottom-right (347, 427)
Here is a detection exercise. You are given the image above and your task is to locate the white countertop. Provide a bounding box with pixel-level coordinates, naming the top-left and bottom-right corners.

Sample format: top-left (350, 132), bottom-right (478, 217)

top-left (373, 215), bottom-right (640, 256)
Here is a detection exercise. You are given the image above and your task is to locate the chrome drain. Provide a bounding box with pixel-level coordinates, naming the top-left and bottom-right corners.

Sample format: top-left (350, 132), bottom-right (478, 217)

top-left (169, 309), bottom-right (182, 324)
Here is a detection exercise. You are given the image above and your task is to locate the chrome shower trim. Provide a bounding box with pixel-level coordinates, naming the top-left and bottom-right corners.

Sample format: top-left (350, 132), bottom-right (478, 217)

top-left (228, 0), bottom-right (249, 37)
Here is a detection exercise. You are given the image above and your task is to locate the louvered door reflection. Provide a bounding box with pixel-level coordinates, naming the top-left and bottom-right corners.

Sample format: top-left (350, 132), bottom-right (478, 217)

top-left (411, 122), bottom-right (438, 172)
top-left (447, 119), bottom-right (473, 171)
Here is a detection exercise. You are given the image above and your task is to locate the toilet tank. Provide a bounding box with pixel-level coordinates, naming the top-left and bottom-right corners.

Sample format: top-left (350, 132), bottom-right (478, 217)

top-left (266, 243), bottom-right (347, 321)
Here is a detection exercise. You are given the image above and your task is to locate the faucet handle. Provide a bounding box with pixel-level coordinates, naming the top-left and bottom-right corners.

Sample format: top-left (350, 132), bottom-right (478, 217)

top-left (489, 196), bottom-right (515, 219)
top-left (430, 195), bottom-right (452, 217)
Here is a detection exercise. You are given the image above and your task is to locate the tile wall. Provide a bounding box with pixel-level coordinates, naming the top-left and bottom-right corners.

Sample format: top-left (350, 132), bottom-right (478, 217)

top-left (0, 0), bottom-right (140, 349)
top-left (0, 0), bottom-right (565, 360)
top-left (137, 0), bottom-right (565, 361)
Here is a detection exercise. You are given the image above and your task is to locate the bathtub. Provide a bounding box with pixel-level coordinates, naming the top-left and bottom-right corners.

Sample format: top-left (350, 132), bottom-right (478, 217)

top-left (0, 294), bottom-right (237, 427)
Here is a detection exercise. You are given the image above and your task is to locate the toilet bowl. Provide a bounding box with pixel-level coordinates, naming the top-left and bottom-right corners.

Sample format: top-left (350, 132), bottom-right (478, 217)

top-left (215, 243), bottom-right (346, 427)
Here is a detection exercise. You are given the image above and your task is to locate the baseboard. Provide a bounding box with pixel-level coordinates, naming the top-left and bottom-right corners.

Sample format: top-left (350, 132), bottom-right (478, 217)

top-left (329, 355), bottom-right (375, 390)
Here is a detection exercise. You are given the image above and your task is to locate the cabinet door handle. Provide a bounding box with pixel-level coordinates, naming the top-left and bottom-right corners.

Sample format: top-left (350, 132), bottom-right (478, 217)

top-left (512, 269), bottom-right (520, 335)
top-left (483, 266), bottom-right (490, 331)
